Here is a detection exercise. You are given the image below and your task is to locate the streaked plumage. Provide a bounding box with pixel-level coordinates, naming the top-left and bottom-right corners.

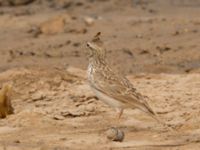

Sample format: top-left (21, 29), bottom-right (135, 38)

top-left (87, 32), bottom-right (158, 121)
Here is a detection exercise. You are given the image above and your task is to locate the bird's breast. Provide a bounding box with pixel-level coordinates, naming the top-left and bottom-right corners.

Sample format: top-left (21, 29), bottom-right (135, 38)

top-left (87, 64), bottom-right (96, 82)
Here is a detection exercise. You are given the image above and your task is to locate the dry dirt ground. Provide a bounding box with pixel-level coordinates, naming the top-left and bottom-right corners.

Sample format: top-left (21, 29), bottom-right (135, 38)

top-left (0, 0), bottom-right (200, 149)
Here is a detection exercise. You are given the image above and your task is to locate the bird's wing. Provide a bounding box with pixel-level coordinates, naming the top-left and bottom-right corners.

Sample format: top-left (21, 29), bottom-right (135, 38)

top-left (92, 68), bottom-right (156, 115)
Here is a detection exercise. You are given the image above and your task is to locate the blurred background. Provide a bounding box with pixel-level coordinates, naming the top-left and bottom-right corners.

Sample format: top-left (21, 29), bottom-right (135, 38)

top-left (0, 0), bottom-right (199, 74)
top-left (1, 1), bottom-right (200, 149)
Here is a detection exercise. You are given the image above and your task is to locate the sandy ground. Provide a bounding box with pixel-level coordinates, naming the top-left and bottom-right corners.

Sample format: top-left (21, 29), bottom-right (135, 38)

top-left (0, 0), bottom-right (200, 149)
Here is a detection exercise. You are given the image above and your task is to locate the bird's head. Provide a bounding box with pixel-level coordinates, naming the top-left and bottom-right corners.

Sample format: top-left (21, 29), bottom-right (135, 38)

top-left (86, 32), bottom-right (106, 61)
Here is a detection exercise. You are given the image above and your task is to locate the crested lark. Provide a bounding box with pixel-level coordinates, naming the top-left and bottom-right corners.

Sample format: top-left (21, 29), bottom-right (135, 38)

top-left (87, 32), bottom-right (160, 123)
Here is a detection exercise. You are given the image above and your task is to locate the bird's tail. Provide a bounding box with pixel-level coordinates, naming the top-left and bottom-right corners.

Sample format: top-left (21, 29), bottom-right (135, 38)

top-left (141, 100), bottom-right (175, 132)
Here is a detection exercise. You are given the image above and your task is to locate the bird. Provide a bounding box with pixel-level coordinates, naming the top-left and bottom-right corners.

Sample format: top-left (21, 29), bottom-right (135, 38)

top-left (86, 32), bottom-right (162, 124)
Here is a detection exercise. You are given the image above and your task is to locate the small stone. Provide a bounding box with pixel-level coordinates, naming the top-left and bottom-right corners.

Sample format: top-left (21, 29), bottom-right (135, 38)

top-left (14, 140), bottom-right (20, 143)
top-left (172, 30), bottom-right (180, 36)
top-left (39, 15), bottom-right (68, 35)
top-left (0, 84), bottom-right (14, 118)
top-left (106, 127), bottom-right (125, 142)
top-left (27, 26), bottom-right (41, 38)
top-left (53, 115), bottom-right (65, 120)
top-left (73, 42), bottom-right (81, 47)
top-left (53, 75), bottom-right (62, 84)
top-left (85, 103), bottom-right (95, 112)
top-left (84, 16), bottom-right (95, 26)
top-left (31, 92), bottom-right (46, 101)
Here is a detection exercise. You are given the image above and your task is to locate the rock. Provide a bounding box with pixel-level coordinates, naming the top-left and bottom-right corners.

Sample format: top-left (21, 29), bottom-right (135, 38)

top-left (84, 16), bottom-right (95, 26)
top-left (156, 45), bottom-right (171, 54)
top-left (172, 30), bottom-right (180, 36)
top-left (39, 15), bottom-right (70, 35)
top-left (13, 140), bottom-right (20, 143)
top-left (66, 28), bottom-right (87, 34)
top-left (27, 26), bottom-right (41, 38)
top-left (0, 84), bottom-right (14, 119)
top-left (53, 115), bottom-right (65, 120)
top-left (31, 92), bottom-right (46, 101)
top-left (85, 103), bottom-right (95, 112)
top-left (73, 42), bottom-right (81, 47)
top-left (106, 127), bottom-right (125, 142)
top-left (53, 75), bottom-right (62, 85)
top-left (122, 48), bottom-right (134, 57)
top-left (140, 49), bottom-right (149, 55)
top-left (60, 109), bottom-right (86, 118)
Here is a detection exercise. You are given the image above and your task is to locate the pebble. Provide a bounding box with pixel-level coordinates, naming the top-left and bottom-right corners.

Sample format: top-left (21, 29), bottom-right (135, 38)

top-left (106, 127), bottom-right (125, 142)
top-left (84, 16), bottom-right (95, 26)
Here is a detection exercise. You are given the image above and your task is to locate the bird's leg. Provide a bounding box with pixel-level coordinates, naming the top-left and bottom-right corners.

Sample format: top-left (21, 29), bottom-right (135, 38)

top-left (112, 108), bottom-right (123, 128)
top-left (109, 108), bottom-right (124, 129)
top-left (117, 108), bottom-right (124, 120)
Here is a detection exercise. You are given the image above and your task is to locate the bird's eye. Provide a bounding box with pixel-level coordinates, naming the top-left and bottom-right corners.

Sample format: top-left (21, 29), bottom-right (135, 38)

top-left (86, 43), bottom-right (90, 47)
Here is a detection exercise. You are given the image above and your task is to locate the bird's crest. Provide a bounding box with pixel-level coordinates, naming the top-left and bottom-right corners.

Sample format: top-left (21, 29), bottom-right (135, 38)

top-left (91, 32), bottom-right (103, 46)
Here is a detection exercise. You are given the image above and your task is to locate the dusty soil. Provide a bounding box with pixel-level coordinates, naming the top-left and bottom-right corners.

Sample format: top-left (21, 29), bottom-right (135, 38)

top-left (0, 0), bottom-right (200, 149)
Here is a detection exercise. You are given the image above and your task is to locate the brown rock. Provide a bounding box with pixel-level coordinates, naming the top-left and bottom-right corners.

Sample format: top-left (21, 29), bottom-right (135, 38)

top-left (31, 91), bottom-right (46, 101)
top-left (106, 127), bottom-right (125, 142)
top-left (0, 84), bottom-right (14, 118)
top-left (84, 16), bottom-right (95, 26)
top-left (39, 15), bottom-right (68, 35)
